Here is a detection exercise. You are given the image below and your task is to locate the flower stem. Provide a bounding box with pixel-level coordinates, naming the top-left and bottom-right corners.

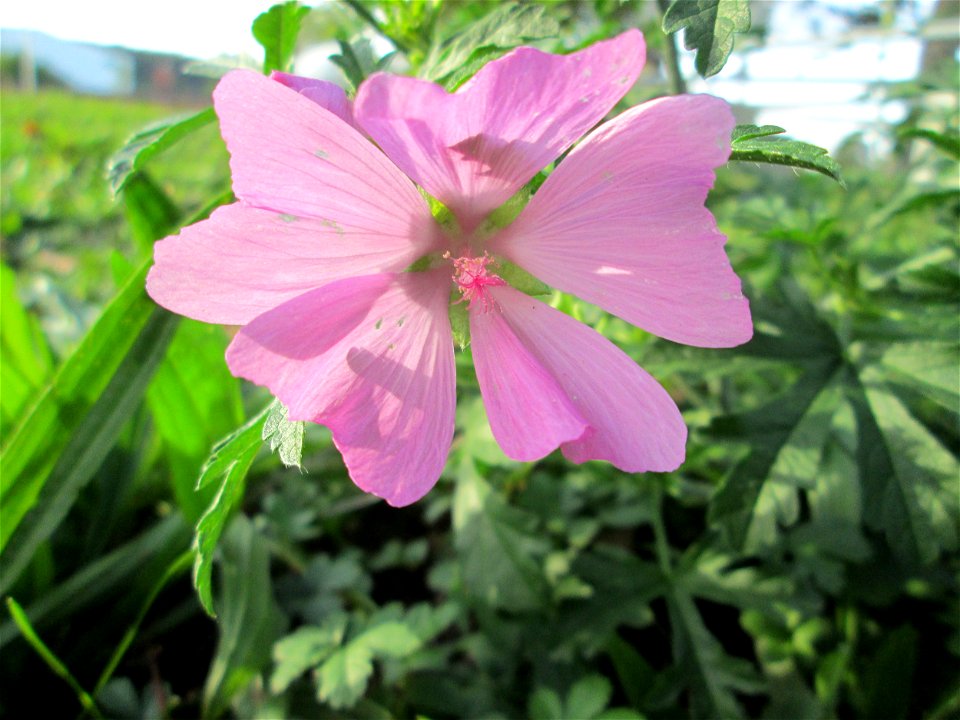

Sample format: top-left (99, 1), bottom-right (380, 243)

top-left (656, 0), bottom-right (688, 95)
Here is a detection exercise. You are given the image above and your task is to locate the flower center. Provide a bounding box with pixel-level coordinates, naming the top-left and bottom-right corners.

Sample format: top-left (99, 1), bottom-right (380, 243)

top-left (448, 252), bottom-right (506, 312)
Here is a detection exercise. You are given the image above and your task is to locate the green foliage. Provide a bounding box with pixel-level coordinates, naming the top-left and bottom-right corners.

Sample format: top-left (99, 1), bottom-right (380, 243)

top-left (262, 401), bottom-right (305, 470)
top-left (108, 108), bottom-right (216, 193)
top-left (253, 1), bottom-right (312, 74)
top-left (662, 0), bottom-right (751, 78)
top-left (329, 37), bottom-right (395, 92)
top-left (2, 3), bottom-right (958, 719)
top-left (421, 2), bottom-right (560, 89)
top-left (731, 124), bottom-right (845, 185)
top-left (193, 404), bottom-right (272, 616)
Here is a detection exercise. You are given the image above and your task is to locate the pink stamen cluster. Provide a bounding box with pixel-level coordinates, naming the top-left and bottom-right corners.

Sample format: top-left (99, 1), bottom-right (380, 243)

top-left (449, 253), bottom-right (506, 311)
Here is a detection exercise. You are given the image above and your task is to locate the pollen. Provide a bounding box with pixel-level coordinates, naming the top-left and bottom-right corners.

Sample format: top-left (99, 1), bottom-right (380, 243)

top-left (448, 252), bottom-right (506, 312)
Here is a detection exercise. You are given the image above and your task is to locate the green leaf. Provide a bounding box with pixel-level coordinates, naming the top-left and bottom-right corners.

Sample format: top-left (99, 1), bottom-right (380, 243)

top-left (122, 171), bottom-right (182, 252)
top-left (316, 621), bottom-right (421, 709)
top-left (262, 400), bottom-right (305, 469)
top-left (0, 514), bottom-right (190, 650)
top-left (193, 404), bottom-right (271, 616)
top-left (0, 306), bottom-right (178, 594)
top-left (0, 173), bottom-right (180, 593)
top-left (662, 0), bottom-right (751, 79)
top-left (528, 687), bottom-right (564, 720)
top-left (107, 108), bottom-right (216, 193)
top-left (330, 37), bottom-right (392, 92)
top-left (452, 460), bottom-right (549, 611)
top-left (856, 377), bottom-right (959, 564)
top-left (270, 620), bottom-right (346, 694)
top-left (146, 319), bottom-right (244, 522)
top-left (666, 589), bottom-right (762, 719)
top-left (878, 341), bottom-right (960, 413)
top-left (898, 127), bottom-right (960, 159)
top-left (730, 123), bottom-right (845, 186)
top-left (708, 365), bottom-right (843, 552)
top-left (253, 1), bottom-right (311, 73)
top-left (566, 675), bottom-right (613, 720)
top-left (316, 640), bottom-right (374, 709)
top-left (0, 263), bottom-right (54, 428)
top-left (6, 597), bottom-right (105, 720)
top-left (203, 516), bottom-right (284, 719)
top-left (421, 3), bottom-right (560, 89)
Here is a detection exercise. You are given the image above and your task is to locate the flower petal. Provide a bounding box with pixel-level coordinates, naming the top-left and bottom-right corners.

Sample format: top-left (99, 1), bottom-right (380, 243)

top-left (354, 30), bottom-right (645, 229)
top-left (147, 203), bottom-right (427, 325)
top-left (270, 70), bottom-right (356, 127)
top-left (226, 271), bottom-right (455, 506)
top-left (470, 301), bottom-right (589, 461)
top-left (215, 69), bottom-right (432, 237)
top-left (490, 94), bottom-right (752, 348)
top-left (479, 286), bottom-right (686, 472)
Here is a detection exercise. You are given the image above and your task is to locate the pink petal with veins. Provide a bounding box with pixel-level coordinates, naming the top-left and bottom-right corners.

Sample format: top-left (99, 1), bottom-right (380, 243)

top-left (490, 94), bottom-right (752, 348)
top-left (354, 30), bottom-right (645, 229)
top-left (147, 203), bottom-right (427, 325)
top-left (270, 71), bottom-right (357, 128)
top-left (479, 286), bottom-right (686, 472)
top-left (226, 271), bottom-right (455, 506)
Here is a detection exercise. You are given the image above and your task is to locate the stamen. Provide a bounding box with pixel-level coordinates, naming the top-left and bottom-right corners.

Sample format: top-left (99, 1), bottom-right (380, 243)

top-left (448, 252), bottom-right (507, 312)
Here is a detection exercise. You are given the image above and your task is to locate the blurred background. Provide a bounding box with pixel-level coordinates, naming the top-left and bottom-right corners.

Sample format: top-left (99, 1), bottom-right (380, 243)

top-left (1, 1), bottom-right (958, 719)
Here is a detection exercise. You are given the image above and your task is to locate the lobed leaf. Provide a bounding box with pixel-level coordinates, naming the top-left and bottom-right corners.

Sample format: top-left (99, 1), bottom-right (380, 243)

top-left (662, 0), bottom-right (751, 79)
top-left (730, 123), bottom-right (845, 185)
top-left (856, 376), bottom-right (959, 564)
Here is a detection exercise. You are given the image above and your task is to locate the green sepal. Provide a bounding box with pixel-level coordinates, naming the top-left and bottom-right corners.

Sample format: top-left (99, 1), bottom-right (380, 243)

top-left (497, 261), bottom-right (552, 298)
top-left (449, 294), bottom-right (470, 350)
top-left (420, 189), bottom-right (460, 235)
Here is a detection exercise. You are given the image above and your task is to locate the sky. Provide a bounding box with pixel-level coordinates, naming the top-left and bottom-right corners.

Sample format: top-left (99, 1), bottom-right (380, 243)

top-left (2, 0), bottom-right (279, 60)
top-left (1, 0), bottom-right (943, 151)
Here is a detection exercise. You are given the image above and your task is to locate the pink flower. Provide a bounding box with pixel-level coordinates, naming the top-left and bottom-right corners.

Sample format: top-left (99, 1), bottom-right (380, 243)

top-left (146, 30), bottom-right (752, 506)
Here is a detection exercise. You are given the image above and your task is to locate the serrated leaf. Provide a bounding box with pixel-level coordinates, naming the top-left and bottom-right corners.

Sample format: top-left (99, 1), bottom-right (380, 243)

top-left (421, 3), bottom-right (560, 89)
top-left (107, 108), bottom-right (215, 193)
top-left (262, 400), bottom-right (304, 469)
top-left (730, 124), bottom-right (845, 185)
top-left (193, 405), bottom-right (271, 616)
top-left (270, 620), bottom-right (346, 694)
top-left (316, 641), bottom-right (373, 709)
top-left (316, 621), bottom-right (420, 709)
top-left (253, 1), bottom-right (311, 73)
top-left (662, 0), bottom-right (751, 79)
